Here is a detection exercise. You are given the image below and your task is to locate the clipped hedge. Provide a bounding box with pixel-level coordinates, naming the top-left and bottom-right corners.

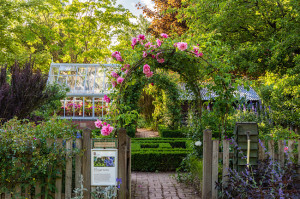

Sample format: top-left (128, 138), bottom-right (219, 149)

top-left (158, 126), bottom-right (186, 138)
top-left (131, 138), bottom-right (192, 171)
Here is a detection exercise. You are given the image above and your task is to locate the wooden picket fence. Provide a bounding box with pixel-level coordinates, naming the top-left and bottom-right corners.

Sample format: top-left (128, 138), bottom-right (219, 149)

top-left (202, 129), bottom-right (300, 199)
top-left (0, 128), bottom-right (131, 199)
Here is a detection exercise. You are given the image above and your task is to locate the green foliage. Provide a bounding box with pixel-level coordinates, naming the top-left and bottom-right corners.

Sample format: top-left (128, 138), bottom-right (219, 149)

top-left (158, 126), bottom-right (186, 138)
top-left (0, 117), bottom-right (80, 195)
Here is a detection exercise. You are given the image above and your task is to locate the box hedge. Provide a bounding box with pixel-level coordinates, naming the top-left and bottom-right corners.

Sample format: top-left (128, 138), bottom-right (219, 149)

top-left (158, 126), bottom-right (187, 138)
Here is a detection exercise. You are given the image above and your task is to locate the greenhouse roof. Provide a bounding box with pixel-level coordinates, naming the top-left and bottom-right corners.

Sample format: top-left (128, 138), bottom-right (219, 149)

top-left (48, 63), bottom-right (119, 97)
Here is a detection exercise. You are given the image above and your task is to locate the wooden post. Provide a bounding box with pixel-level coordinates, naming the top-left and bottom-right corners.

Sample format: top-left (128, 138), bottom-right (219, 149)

top-left (222, 140), bottom-right (229, 186)
top-left (118, 128), bottom-right (128, 199)
top-left (82, 129), bottom-right (91, 199)
top-left (278, 140), bottom-right (284, 166)
top-left (127, 136), bottom-right (131, 199)
top-left (55, 138), bottom-right (63, 199)
top-left (4, 192), bottom-right (11, 199)
top-left (65, 139), bottom-right (73, 199)
top-left (287, 140), bottom-right (294, 159)
top-left (75, 138), bottom-right (83, 189)
top-left (298, 140), bottom-right (300, 181)
top-left (268, 140), bottom-right (275, 161)
top-left (212, 140), bottom-right (219, 199)
top-left (258, 140), bottom-right (265, 160)
top-left (202, 129), bottom-right (212, 199)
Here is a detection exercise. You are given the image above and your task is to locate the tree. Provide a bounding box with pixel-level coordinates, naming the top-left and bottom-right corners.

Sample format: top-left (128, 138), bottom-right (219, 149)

top-left (177, 0), bottom-right (300, 78)
top-left (137, 0), bottom-right (187, 37)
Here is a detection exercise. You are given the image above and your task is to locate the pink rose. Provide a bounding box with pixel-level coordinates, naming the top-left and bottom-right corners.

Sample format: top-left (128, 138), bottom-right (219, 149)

top-left (125, 69), bottom-right (129, 74)
top-left (156, 39), bottom-right (162, 47)
top-left (94, 119), bottom-right (103, 128)
top-left (111, 80), bottom-right (117, 88)
top-left (115, 54), bottom-right (123, 62)
top-left (121, 67), bottom-right (125, 71)
top-left (195, 52), bottom-right (203, 57)
top-left (143, 64), bottom-right (151, 74)
top-left (111, 51), bottom-right (120, 58)
top-left (145, 71), bottom-right (153, 78)
top-left (138, 34), bottom-right (145, 41)
top-left (151, 54), bottom-right (155, 59)
top-left (144, 42), bottom-right (151, 49)
top-left (103, 95), bottom-right (111, 103)
top-left (157, 58), bottom-right (165, 63)
top-left (124, 64), bottom-right (130, 69)
top-left (177, 42), bottom-right (188, 51)
top-left (103, 122), bottom-right (107, 125)
top-left (131, 37), bottom-right (137, 49)
top-left (151, 83), bottom-right (154, 86)
top-left (111, 71), bottom-right (119, 78)
top-left (143, 51), bottom-right (147, 58)
top-left (117, 77), bottom-right (124, 84)
top-left (160, 33), bottom-right (168, 38)
top-left (284, 146), bottom-right (288, 153)
top-left (173, 43), bottom-right (177, 47)
top-left (101, 124), bottom-right (114, 136)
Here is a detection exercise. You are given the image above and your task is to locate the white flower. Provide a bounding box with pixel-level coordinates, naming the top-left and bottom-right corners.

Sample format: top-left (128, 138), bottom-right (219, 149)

top-left (195, 141), bottom-right (202, 146)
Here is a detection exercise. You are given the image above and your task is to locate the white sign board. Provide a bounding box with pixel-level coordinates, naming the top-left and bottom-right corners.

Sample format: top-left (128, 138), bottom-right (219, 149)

top-left (91, 149), bottom-right (118, 186)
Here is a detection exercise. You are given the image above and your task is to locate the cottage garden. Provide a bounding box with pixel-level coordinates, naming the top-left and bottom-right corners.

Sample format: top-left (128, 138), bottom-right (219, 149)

top-left (0, 0), bottom-right (300, 199)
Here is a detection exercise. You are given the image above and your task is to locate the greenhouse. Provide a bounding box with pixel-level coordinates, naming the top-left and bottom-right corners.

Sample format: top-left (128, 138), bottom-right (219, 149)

top-left (48, 63), bottom-right (118, 119)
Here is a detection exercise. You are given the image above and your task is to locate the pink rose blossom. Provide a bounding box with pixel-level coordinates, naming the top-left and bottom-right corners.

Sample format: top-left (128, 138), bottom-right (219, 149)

top-left (103, 95), bottom-right (111, 103)
top-left (115, 54), bottom-right (123, 62)
top-left (151, 83), bottom-right (154, 86)
top-left (124, 64), bottom-right (130, 69)
top-left (151, 54), bottom-right (155, 59)
top-left (103, 122), bottom-right (107, 125)
top-left (195, 52), bottom-right (204, 57)
top-left (173, 43), bottom-right (177, 47)
top-left (143, 51), bottom-right (147, 58)
top-left (111, 71), bottom-right (119, 78)
top-left (160, 33), bottom-right (168, 38)
top-left (94, 119), bottom-right (103, 128)
top-left (156, 39), bottom-right (162, 47)
top-left (111, 51), bottom-right (120, 58)
top-left (138, 34), bottom-right (145, 40)
top-left (144, 42), bottom-right (151, 49)
top-left (145, 71), bottom-right (153, 78)
top-left (111, 80), bottom-right (117, 88)
top-left (284, 146), bottom-right (289, 153)
top-left (125, 69), bottom-right (129, 74)
top-left (157, 58), bottom-right (165, 63)
top-left (117, 77), bottom-right (124, 84)
top-left (177, 42), bottom-right (188, 51)
top-left (121, 67), bottom-right (125, 71)
top-left (101, 124), bottom-right (114, 136)
top-left (143, 64), bottom-right (151, 74)
top-left (131, 37), bottom-right (137, 49)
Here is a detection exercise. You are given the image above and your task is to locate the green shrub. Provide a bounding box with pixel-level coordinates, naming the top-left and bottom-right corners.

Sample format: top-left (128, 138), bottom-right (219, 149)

top-left (158, 126), bottom-right (186, 138)
top-left (140, 143), bottom-right (159, 148)
top-left (132, 150), bottom-right (189, 171)
top-left (126, 125), bottom-right (136, 138)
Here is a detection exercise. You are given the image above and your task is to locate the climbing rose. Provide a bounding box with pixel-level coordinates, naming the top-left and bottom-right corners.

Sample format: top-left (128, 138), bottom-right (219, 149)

top-left (143, 51), bottom-right (147, 58)
top-left (145, 71), bottom-right (153, 78)
top-left (124, 64), bottom-right (130, 69)
top-left (121, 67), bottom-right (125, 71)
top-left (151, 83), bottom-right (154, 86)
top-left (103, 95), bottom-right (111, 103)
top-left (173, 43), bottom-right (177, 47)
top-left (157, 58), bottom-right (165, 63)
top-left (284, 146), bottom-right (289, 153)
top-left (131, 37), bottom-right (137, 49)
top-left (160, 33), bottom-right (168, 38)
top-left (125, 69), bottom-right (129, 74)
top-left (94, 119), bottom-right (103, 128)
top-left (111, 51), bottom-right (120, 58)
top-left (156, 39), bottom-right (162, 47)
top-left (101, 124), bottom-right (114, 136)
top-left (111, 71), bottom-right (119, 78)
top-left (138, 34), bottom-right (145, 41)
top-left (195, 52), bottom-right (203, 57)
top-left (143, 64), bottom-right (151, 74)
top-left (144, 42), bottom-right (151, 49)
top-left (117, 77), bottom-right (124, 84)
top-left (115, 54), bottom-right (123, 62)
top-left (111, 80), bottom-right (117, 88)
top-left (177, 42), bottom-right (188, 51)
top-left (151, 54), bottom-right (155, 59)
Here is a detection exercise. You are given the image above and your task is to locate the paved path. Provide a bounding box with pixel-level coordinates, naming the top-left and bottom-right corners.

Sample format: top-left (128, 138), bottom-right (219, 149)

top-left (131, 172), bottom-right (201, 199)
top-left (136, 128), bottom-right (159, 138)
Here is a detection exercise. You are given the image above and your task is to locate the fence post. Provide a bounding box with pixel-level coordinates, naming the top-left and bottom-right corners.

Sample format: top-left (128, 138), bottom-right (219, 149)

top-left (287, 140), bottom-right (294, 159)
top-left (75, 137), bottom-right (83, 189)
top-left (258, 140), bottom-right (265, 160)
top-left (118, 128), bottom-right (128, 199)
top-left (202, 129), bottom-right (212, 199)
top-left (127, 136), bottom-right (131, 199)
top-left (298, 140), bottom-right (300, 181)
top-left (222, 140), bottom-right (229, 187)
top-left (278, 140), bottom-right (284, 167)
top-left (65, 139), bottom-right (73, 199)
top-left (55, 138), bottom-right (63, 199)
top-left (267, 140), bottom-right (275, 161)
top-left (212, 140), bottom-right (219, 199)
top-left (82, 128), bottom-right (92, 199)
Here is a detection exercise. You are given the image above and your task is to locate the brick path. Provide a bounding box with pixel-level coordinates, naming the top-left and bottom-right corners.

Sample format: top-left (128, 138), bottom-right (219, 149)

top-left (136, 128), bottom-right (159, 138)
top-left (131, 172), bottom-right (201, 199)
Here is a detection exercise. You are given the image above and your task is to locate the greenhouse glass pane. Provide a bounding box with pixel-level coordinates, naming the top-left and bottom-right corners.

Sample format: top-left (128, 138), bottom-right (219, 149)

top-left (74, 97), bottom-right (83, 117)
top-left (77, 67), bottom-right (87, 75)
top-left (58, 76), bottom-right (67, 85)
top-left (87, 67), bottom-right (95, 76)
top-left (84, 97), bottom-right (93, 117)
top-left (51, 67), bottom-right (59, 75)
top-left (94, 97), bottom-right (103, 117)
top-left (75, 76), bottom-right (85, 91)
top-left (67, 76), bottom-right (76, 91)
top-left (65, 97), bottom-right (74, 117)
top-left (85, 78), bottom-right (94, 93)
top-left (94, 77), bottom-right (104, 93)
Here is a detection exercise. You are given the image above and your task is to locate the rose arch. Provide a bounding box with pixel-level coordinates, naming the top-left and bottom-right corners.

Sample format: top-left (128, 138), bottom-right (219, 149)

top-left (96, 33), bottom-right (218, 136)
